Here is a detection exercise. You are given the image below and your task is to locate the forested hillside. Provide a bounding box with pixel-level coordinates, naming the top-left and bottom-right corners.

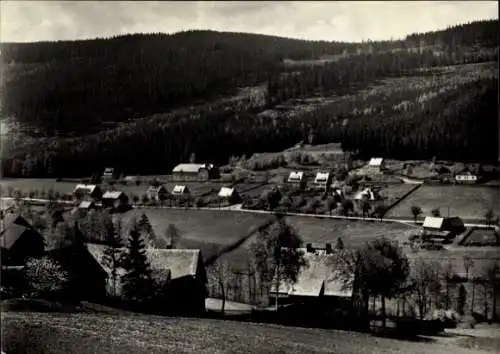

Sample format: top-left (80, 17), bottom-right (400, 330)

top-left (0, 20), bottom-right (498, 177)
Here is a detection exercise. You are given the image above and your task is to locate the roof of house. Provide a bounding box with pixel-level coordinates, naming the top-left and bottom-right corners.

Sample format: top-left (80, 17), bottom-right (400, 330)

top-left (423, 216), bottom-right (444, 230)
top-left (172, 185), bottom-right (189, 194)
top-left (86, 244), bottom-right (201, 282)
top-left (172, 163), bottom-right (213, 174)
top-left (314, 172), bottom-right (330, 183)
top-left (73, 184), bottom-right (98, 193)
top-left (288, 171), bottom-right (304, 182)
top-left (218, 187), bottom-right (236, 198)
top-left (147, 185), bottom-right (167, 192)
top-left (102, 191), bottom-right (125, 199)
top-left (368, 158), bottom-right (384, 167)
top-left (0, 214), bottom-right (42, 250)
top-left (79, 201), bottom-right (95, 209)
top-left (272, 251), bottom-right (352, 298)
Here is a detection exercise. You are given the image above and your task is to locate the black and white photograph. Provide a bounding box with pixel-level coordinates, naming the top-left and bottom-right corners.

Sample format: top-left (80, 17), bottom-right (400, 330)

top-left (0, 1), bottom-right (499, 353)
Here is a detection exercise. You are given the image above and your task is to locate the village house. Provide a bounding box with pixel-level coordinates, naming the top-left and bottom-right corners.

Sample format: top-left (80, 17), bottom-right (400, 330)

top-left (454, 166), bottom-right (479, 184)
top-left (101, 191), bottom-right (129, 210)
top-left (271, 244), bottom-right (353, 311)
top-left (86, 244), bottom-right (207, 316)
top-left (73, 184), bottom-right (102, 200)
top-left (217, 187), bottom-right (241, 206)
top-left (367, 158), bottom-right (385, 173)
top-left (172, 163), bottom-right (218, 182)
top-left (102, 167), bottom-right (115, 180)
top-left (147, 185), bottom-right (169, 202)
top-left (354, 188), bottom-right (376, 209)
top-left (287, 171), bottom-right (307, 190)
top-left (0, 214), bottom-right (45, 266)
top-left (72, 201), bottom-right (98, 218)
top-left (313, 172), bottom-right (332, 191)
top-left (422, 216), bottom-right (466, 241)
top-left (171, 185), bottom-right (190, 197)
top-left (48, 244), bottom-right (108, 302)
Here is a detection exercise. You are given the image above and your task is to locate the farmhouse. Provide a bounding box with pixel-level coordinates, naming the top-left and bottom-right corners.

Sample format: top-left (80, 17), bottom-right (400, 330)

top-left (87, 244), bottom-right (207, 316)
top-left (0, 214), bottom-right (45, 266)
top-left (313, 172), bottom-right (332, 190)
top-left (217, 187), bottom-right (241, 205)
top-left (48, 244), bottom-right (108, 302)
top-left (172, 185), bottom-right (190, 196)
top-left (367, 158), bottom-right (384, 173)
top-left (72, 201), bottom-right (98, 218)
top-left (147, 185), bottom-right (169, 202)
top-left (172, 163), bottom-right (218, 182)
top-left (287, 171), bottom-right (307, 189)
top-left (422, 216), bottom-right (466, 240)
top-left (455, 171), bottom-right (478, 184)
top-left (101, 191), bottom-right (129, 209)
top-left (271, 244), bottom-right (352, 310)
top-left (354, 188), bottom-right (376, 201)
top-left (73, 184), bottom-right (102, 200)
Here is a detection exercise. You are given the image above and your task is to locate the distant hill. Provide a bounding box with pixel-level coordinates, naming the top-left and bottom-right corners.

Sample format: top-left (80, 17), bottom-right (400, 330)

top-left (0, 20), bottom-right (498, 177)
top-left (1, 20), bottom-right (497, 137)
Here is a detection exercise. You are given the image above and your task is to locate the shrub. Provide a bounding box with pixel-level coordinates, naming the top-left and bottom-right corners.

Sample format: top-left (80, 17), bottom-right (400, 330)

top-left (135, 179), bottom-right (142, 186)
top-left (24, 257), bottom-right (70, 299)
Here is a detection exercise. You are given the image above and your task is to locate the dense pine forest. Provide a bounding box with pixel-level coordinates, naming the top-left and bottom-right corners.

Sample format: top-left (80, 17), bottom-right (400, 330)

top-left (0, 20), bottom-right (498, 177)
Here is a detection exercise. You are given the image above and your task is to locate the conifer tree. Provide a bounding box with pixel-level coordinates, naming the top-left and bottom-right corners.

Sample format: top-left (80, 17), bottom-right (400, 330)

top-left (102, 219), bottom-right (124, 297)
top-left (121, 224), bottom-right (156, 304)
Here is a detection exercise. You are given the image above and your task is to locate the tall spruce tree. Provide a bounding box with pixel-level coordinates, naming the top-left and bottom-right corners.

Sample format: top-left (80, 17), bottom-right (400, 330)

top-left (102, 219), bottom-right (124, 298)
top-left (137, 213), bottom-right (156, 247)
top-left (121, 224), bottom-right (156, 304)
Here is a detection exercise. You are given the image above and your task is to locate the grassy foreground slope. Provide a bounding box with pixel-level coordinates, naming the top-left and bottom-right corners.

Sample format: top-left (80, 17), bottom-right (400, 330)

top-left (1, 311), bottom-right (494, 354)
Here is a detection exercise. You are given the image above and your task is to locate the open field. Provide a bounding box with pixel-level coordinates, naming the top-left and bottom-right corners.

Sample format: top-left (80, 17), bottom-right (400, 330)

top-left (218, 217), bottom-right (418, 271)
top-left (2, 311), bottom-right (495, 354)
top-left (386, 185), bottom-right (499, 221)
top-left (119, 209), bottom-right (273, 261)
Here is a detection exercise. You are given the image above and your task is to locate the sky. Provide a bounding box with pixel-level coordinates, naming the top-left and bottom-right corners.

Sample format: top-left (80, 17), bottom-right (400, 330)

top-left (0, 1), bottom-right (498, 43)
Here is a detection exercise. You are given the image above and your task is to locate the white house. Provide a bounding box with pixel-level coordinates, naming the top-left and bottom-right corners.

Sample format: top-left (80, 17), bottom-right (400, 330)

top-left (367, 158), bottom-right (384, 173)
top-left (354, 188), bottom-right (376, 201)
top-left (455, 172), bottom-right (478, 184)
top-left (147, 185), bottom-right (169, 201)
top-left (172, 185), bottom-right (190, 196)
top-left (217, 187), bottom-right (241, 205)
top-left (73, 184), bottom-right (102, 200)
top-left (313, 172), bottom-right (332, 190)
top-left (287, 171), bottom-right (307, 189)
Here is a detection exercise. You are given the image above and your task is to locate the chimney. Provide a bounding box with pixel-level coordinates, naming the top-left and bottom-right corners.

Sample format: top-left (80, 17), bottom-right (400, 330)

top-left (306, 243), bottom-right (313, 253)
top-left (325, 243), bottom-right (332, 254)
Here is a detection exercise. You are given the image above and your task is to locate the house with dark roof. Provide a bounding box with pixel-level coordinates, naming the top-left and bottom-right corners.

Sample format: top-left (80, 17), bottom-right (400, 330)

top-left (47, 244), bottom-right (108, 302)
top-left (86, 244), bottom-right (207, 316)
top-left (0, 214), bottom-right (45, 266)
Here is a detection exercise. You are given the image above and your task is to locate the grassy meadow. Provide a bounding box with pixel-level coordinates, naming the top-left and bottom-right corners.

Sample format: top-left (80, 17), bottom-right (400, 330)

top-left (2, 311), bottom-right (495, 354)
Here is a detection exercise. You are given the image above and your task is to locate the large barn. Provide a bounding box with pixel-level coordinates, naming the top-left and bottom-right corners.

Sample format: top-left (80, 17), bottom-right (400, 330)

top-left (172, 163), bottom-right (218, 182)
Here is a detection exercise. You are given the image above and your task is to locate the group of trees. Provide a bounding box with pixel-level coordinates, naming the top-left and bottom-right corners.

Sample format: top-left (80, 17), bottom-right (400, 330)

top-left (16, 202), bottom-right (182, 306)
